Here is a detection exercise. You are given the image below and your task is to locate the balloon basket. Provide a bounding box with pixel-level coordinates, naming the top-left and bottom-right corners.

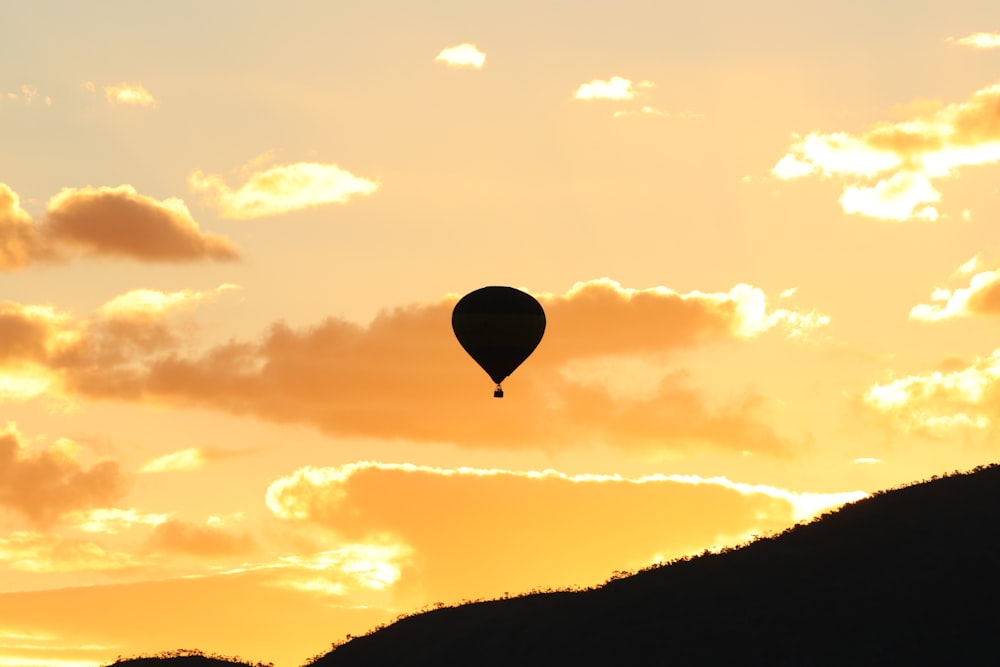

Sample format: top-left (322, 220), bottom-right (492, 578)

top-left (494, 385), bottom-right (504, 398)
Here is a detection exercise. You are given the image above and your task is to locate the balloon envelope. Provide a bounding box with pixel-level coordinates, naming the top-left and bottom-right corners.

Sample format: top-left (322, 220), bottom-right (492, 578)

top-left (452, 286), bottom-right (546, 389)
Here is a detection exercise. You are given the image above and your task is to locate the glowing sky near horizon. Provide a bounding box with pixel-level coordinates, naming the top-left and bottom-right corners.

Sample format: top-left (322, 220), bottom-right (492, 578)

top-left (3, 2), bottom-right (1000, 666)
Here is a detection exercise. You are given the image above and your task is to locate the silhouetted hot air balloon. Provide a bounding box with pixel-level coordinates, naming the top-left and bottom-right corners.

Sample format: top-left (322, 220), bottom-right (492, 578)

top-left (452, 286), bottom-right (546, 397)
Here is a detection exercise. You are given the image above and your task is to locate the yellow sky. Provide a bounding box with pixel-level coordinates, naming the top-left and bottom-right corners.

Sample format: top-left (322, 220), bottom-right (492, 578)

top-left (3, 2), bottom-right (1000, 666)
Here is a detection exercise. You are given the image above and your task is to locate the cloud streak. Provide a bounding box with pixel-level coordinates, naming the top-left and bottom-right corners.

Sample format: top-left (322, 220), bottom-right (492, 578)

top-left (949, 32), bottom-right (1000, 49)
top-left (139, 444), bottom-right (255, 473)
top-left (0, 531), bottom-right (139, 573)
top-left (613, 107), bottom-right (703, 120)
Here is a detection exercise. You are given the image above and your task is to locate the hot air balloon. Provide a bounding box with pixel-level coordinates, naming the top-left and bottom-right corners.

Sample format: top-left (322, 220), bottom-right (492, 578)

top-left (451, 286), bottom-right (546, 397)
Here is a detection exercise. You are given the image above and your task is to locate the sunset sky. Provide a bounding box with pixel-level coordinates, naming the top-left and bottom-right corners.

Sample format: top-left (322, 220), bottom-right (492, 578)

top-left (4, 2), bottom-right (1000, 665)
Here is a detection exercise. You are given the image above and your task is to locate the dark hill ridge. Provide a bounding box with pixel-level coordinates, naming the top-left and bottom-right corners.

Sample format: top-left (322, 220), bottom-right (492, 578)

top-left (310, 464), bottom-right (1000, 666)
top-left (102, 465), bottom-right (1000, 667)
top-left (107, 648), bottom-right (272, 666)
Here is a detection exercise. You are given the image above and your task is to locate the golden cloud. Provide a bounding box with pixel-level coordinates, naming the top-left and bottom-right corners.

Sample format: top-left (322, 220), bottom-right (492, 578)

top-left (0, 84), bottom-right (51, 106)
top-left (189, 155), bottom-right (379, 219)
top-left (540, 279), bottom-right (828, 354)
top-left (434, 43), bottom-right (486, 68)
top-left (864, 351), bottom-right (1000, 433)
top-left (0, 184), bottom-right (46, 271)
top-left (910, 261), bottom-right (1000, 321)
top-left (613, 107), bottom-right (703, 120)
top-left (88, 279), bottom-right (823, 453)
top-left (2, 280), bottom-right (824, 454)
top-left (103, 82), bottom-right (157, 108)
top-left (266, 462), bottom-right (864, 602)
top-left (772, 82), bottom-right (1000, 221)
top-left (146, 519), bottom-right (255, 558)
top-left (0, 369), bottom-right (51, 400)
top-left (0, 301), bottom-right (76, 400)
top-left (0, 183), bottom-right (238, 268)
top-left (0, 567), bottom-right (396, 667)
top-left (0, 286), bottom-right (235, 402)
top-left (950, 32), bottom-right (1000, 49)
top-left (44, 185), bottom-right (237, 261)
top-left (0, 424), bottom-right (127, 526)
top-left (139, 445), bottom-right (259, 474)
top-left (64, 508), bottom-right (168, 534)
top-left (139, 448), bottom-right (205, 473)
top-left (574, 76), bottom-right (639, 100)
top-left (839, 171), bottom-right (940, 221)
top-left (0, 531), bottom-right (139, 573)
top-left (0, 302), bottom-right (70, 364)
top-left (271, 543), bottom-right (413, 594)
top-left (99, 284), bottom-right (239, 320)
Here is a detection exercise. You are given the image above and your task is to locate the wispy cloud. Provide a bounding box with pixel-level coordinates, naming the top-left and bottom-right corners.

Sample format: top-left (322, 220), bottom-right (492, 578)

top-left (272, 544), bottom-right (412, 593)
top-left (0, 531), bottom-right (139, 573)
top-left (948, 32), bottom-right (1000, 49)
top-left (140, 448), bottom-right (205, 473)
top-left (1, 84), bottom-right (52, 107)
top-left (189, 154), bottom-right (379, 219)
top-left (139, 445), bottom-right (257, 474)
top-left (772, 82), bottom-right (1000, 221)
top-left (434, 43), bottom-right (486, 68)
top-left (613, 106), bottom-right (703, 120)
top-left (99, 285), bottom-right (239, 320)
top-left (65, 508), bottom-right (168, 534)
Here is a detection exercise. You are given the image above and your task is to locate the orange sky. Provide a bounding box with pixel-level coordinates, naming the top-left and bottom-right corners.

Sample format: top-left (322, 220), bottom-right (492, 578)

top-left (3, 2), bottom-right (1000, 666)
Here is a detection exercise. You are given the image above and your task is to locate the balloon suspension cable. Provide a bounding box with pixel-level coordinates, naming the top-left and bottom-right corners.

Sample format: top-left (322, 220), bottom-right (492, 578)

top-left (494, 383), bottom-right (504, 398)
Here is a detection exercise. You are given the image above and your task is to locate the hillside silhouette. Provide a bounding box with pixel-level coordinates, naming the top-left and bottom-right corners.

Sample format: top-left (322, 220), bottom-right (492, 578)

top-left (308, 463), bottom-right (1000, 666)
top-left (106, 648), bottom-right (272, 666)
top-left (101, 465), bottom-right (1000, 666)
